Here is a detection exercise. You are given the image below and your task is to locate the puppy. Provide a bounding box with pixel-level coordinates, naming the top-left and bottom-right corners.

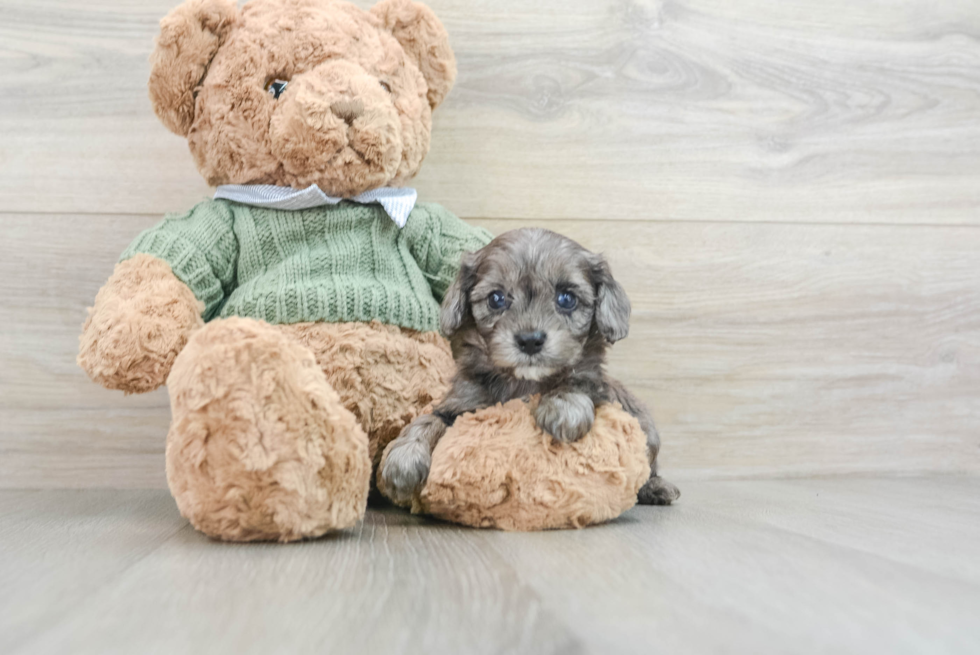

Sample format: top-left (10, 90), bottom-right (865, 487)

top-left (381, 228), bottom-right (680, 507)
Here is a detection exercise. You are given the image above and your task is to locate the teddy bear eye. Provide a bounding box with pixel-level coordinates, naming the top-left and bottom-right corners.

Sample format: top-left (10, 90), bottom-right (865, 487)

top-left (379, 81), bottom-right (392, 93)
top-left (265, 79), bottom-right (289, 99)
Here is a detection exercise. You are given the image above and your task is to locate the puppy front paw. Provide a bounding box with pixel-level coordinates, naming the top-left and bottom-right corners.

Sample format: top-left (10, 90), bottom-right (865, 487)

top-left (379, 415), bottom-right (446, 506)
top-left (535, 392), bottom-right (595, 443)
top-left (380, 439), bottom-right (430, 506)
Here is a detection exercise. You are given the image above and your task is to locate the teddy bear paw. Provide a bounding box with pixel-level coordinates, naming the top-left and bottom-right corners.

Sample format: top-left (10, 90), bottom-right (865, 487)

top-left (78, 254), bottom-right (203, 394)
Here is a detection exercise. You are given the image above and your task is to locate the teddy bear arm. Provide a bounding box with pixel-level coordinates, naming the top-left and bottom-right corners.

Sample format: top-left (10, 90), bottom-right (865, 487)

top-left (78, 254), bottom-right (205, 394)
top-left (79, 201), bottom-right (240, 393)
top-left (402, 203), bottom-right (493, 303)
top-left (119, 200), bottom-right (239, 319)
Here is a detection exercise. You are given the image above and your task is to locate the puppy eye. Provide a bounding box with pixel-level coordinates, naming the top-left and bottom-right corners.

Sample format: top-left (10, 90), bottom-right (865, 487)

top-left (487, 290), bottom-right (508, 310)
top-left (379, 80), bottom-right (392, 93)
top-left (556, 291), bottom-right (578, 310)
top-left (265, 79), bottom-right (289, 99)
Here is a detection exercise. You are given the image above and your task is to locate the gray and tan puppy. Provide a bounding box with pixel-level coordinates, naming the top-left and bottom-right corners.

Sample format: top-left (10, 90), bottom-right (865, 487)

top-left (382, 228), bottom-right (680, 506)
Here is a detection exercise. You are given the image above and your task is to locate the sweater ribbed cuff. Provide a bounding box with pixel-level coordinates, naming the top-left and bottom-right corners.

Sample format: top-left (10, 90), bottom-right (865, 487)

top-left (121, 232), bottom-right (225, 320)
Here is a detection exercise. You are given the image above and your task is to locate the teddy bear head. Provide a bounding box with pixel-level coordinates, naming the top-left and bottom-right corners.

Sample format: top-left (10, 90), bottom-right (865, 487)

top-left (149, 0), bottom-right (456, 197)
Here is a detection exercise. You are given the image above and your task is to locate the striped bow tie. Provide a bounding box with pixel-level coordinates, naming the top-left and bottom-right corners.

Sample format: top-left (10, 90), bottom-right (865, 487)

top-left (213, 184), bottom-right (418, 228)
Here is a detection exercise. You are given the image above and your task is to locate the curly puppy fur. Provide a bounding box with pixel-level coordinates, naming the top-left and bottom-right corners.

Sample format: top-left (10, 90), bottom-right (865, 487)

top-left (379, 398), bottom-right (651, 530)
top-left (78, 254), bottom-right (204, 393)
top-left (382, 228), bottom-right (680, 507)
top-left (149, 0), bottom-right (456, 196)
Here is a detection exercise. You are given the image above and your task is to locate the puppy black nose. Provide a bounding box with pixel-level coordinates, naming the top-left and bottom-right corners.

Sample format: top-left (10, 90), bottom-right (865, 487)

top-left (516, 331), bottom-right (547, 355)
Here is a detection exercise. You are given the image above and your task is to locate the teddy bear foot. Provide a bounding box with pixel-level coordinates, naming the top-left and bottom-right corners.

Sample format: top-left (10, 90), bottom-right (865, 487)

top-left (165, 317), bottom-right (372, 542)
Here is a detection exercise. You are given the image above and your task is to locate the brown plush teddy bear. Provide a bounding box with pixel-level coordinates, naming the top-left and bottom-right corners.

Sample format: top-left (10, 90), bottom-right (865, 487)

top-left (79, 0), bottom-right (654, 541)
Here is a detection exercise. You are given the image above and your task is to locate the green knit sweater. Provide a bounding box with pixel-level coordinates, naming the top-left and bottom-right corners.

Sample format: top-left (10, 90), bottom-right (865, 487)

top-left (121, 199), bottom-right (492, 332)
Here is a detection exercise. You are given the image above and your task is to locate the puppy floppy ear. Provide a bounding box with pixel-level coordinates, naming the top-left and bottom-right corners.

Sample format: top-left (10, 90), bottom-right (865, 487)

top-left (149, 0), bottom-right (240, 136)
top-left (440, 252), bottom-right (479, 338)
top-left (371, 0), bottom-right (457, 109)
top-left (590, 254), bottom-right (631, 343)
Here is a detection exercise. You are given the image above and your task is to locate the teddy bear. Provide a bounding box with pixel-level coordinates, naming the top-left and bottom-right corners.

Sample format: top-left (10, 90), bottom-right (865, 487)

top-left (78, 0), bottom-right (655, 541)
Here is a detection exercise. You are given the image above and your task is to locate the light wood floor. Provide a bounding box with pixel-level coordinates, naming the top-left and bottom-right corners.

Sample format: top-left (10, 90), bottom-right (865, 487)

top-left (3, 477), bottom-right (979, 655)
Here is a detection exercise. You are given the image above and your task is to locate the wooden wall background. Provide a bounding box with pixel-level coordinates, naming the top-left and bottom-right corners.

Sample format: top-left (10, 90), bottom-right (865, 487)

top-left (1, 0), bottom-right (978, 488)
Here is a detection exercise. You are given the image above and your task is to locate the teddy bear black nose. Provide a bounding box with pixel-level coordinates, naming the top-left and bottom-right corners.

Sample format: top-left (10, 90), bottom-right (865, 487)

top-left (330, 98), bottom-right (364, 124)
top-left (515, 331), bottom-right (547, 355)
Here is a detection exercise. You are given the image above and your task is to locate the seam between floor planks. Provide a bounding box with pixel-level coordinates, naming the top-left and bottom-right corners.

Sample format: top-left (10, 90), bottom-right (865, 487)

top-left (8, 210), bottom-right (980, 230)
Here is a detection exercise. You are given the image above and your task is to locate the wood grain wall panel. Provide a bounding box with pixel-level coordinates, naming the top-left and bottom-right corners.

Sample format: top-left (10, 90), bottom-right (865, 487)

top-left (1, 0), bottom-right (978, 222)
top-left (3, 215), bottom-right (977, 487)
top-left (3, 0), bottom-right (978, 487)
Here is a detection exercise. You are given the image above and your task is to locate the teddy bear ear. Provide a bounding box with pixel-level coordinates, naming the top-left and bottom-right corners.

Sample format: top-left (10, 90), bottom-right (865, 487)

top-left (371, 0), bottom-right (457, 109)
top-left (148, 0), bottom-right (240, 136)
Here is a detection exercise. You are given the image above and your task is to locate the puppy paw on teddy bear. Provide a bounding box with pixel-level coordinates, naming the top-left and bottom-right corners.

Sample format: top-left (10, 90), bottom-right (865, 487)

top-left (79, 0), bottom-right (676, 542)
top-left (379, 228), bottom-right (680, 513)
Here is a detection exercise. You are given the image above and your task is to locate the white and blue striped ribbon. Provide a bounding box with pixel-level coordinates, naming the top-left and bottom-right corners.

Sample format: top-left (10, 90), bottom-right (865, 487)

top-left (213, 184), bottom-right (418, 228)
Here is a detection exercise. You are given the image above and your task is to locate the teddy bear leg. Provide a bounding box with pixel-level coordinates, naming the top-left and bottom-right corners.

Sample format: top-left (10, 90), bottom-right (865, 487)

top-left (165, 317), bottom-right (371, 542)
top-left (281, 321), bottom-right (455, 473)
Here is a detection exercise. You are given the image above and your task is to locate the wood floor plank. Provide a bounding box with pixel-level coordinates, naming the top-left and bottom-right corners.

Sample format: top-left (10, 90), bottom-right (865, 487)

top-left (1, 0), bottom-right (978, 222)
top-left (4, 480), bottom-right (979, 654)
top-left (474, 479), bottom-right (980, 655)
top-left (685, 477), bottom-right (980, 584)
top-left (11, 504), bottom-right (578, 655)
top-left (0, 490), bottom-right (187, 653)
